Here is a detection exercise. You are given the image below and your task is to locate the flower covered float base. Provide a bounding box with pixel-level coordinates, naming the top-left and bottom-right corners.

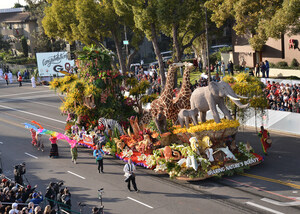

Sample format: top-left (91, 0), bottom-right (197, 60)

top-left (173, 119), bottom-right (240, 144)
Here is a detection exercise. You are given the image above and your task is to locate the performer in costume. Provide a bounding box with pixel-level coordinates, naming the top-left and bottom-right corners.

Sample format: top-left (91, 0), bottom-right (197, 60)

top-left (49, 136), bottom-right (59, 158)
top-left (30, 128), bottom-right (37, 146)
top-left (258, 126), bottom-right (271, 155)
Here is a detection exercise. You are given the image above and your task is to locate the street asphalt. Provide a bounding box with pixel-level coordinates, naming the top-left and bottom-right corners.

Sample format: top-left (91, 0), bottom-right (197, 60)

top-left (0, 80), bottom-right (299, 214)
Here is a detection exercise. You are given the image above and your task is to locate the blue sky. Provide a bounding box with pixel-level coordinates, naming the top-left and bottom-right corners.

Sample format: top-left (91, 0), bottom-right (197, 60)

top-left (0, 0), bottom-right (27, 9)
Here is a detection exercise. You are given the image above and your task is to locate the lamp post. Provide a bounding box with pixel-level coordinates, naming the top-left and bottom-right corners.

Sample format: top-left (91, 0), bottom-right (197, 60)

top-left (205, 7), bottom-right (210, 82)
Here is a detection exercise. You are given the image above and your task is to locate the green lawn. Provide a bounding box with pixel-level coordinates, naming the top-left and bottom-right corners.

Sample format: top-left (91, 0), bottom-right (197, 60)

top-left (177, 70), bottom-right (218, 85)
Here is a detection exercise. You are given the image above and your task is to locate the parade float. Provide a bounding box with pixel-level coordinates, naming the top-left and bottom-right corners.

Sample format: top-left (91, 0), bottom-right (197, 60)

top-left (25, 46), bottom-right (267, 181)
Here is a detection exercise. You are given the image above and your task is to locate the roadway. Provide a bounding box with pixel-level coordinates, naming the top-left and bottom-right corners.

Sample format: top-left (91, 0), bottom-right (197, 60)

top-left (0, 80), bottom-right (299, 214)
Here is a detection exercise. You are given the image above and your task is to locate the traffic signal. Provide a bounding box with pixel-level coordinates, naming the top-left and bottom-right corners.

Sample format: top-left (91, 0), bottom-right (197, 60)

top-left (67, 43), bottom-right (76, 60)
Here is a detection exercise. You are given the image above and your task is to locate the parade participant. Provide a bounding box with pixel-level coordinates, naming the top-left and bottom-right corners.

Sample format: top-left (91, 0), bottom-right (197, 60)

top-left (70, 144), bottom-right (78, 164)
top-left (30, 128), bottom-right (37, 147)
top-left (36, 134), bottom-right (44, 152)
top-left (49, 136), bottom-right (59, 158)
top-left (123, 158), bottom-right (139, 192)
top-left (258, 126), bottom-right (271, 155)
top-left (31, 76), bottom-right (36, 88)
top-left (18, 74), bottom-right (22, 87)
top-left (8, 71), bottom-right (13, 84)
top-left (4, 73), bottom-right (8, 85)
top-left (93, 145), bottom-right (105, 173)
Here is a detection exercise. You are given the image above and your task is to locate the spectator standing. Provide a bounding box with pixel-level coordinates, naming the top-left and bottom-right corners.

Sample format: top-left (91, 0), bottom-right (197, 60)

top-left (229, 61), bottom-right (234, 75)
top-left (61, 188), bottom-right (71, 212)
top-left (255, 63), bottom-right (260, 77)
top-left (30, 192), bottom-right (43, 205)
top-left (260, 62), bottom-right (266, 78)
top-left (265, 60), bottom-right (270, 78)
top-left (198, 58), bottom-right (203, 72)
top-left (227, 61), bottom-right (231, 75)
top-left (221, 62), bottom-right (225, 77)
top-left (123, 159), bottom-right (139, 192)
top-left (93, 145), bottom-right (105, 173)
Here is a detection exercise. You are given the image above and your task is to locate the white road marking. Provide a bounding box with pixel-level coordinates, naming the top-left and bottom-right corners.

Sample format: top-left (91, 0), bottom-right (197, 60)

top-left (0, 90), bottom-right (50, 98)
top-left (67, 171), bottom-right (86, 179)
top-left (261, 197), bottom-right (300, 206)
top-left (0, 142), bottom-right (3, 144)
top-left (246, 202), bottom-right (284, 214)
top-left (0, 104), bottom-right (65, 124)
top-left (25, 152), bottom-right (38, 159)
top-left (127, 197), bottom-right (153, 209)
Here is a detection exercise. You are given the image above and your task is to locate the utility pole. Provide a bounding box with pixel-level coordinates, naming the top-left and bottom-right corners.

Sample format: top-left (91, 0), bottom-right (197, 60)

top-left (124, 25), bottom-right (129, 59)
top-left (205, 7), bottom-right (211, 82)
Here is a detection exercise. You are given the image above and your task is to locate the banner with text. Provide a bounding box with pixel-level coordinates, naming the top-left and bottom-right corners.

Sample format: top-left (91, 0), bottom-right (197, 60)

top-left (36, 52), bottom-right (74, 77)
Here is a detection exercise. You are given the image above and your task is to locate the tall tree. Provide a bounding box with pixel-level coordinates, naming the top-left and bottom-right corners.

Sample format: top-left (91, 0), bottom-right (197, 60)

top-left (114, 0), bottom-right (167, 86)
top-left (205, 0), bottom-right (300, 51)
top-left (42, 0), bottom-right (140, 73)
top-left (157, 0), bottom-right (205, 63)
top-left (26, 0), bottom-right (66, 53)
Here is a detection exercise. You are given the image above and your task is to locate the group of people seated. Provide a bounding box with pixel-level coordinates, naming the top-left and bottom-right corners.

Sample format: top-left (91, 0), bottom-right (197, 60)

top-left (0, 175), bottom-right (71, 214)
top-left (264, 81), bottom-right (300, 113)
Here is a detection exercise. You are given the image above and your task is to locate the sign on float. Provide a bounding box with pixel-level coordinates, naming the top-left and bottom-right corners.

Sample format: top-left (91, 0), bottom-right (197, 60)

top-left (36, 52), bottom-right (75, 77)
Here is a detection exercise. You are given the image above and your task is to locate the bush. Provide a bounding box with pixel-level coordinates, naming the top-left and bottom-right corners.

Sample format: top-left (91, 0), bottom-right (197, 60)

top-left (233, 64), bottom-right (240, 71)
top-left (290, 58), bottom-right (299, 67)
top-left (269, 62), bottom-right (276, 68)
top-left (276, 61), bottom-right (288, 68)
top-left (209, 52), bottom-right (221, 64)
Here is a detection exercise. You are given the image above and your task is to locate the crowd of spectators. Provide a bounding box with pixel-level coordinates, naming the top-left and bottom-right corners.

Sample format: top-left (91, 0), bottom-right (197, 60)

top-left (0, 175), bottom-right (72, 214)
top-left (264, 81), bottom-right (300, 113)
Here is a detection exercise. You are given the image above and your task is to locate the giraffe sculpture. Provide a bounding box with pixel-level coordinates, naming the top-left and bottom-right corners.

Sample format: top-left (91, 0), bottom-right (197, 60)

top-left (150, 65), bottom-right (176, 121)
top-left (173, 62), bottom-right (194, 115)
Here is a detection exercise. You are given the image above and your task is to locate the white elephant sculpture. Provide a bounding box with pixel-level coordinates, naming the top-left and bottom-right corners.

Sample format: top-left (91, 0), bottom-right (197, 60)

top-left (178, 108), bottom-right (199, 128)
top-left (190, 81), bottom-right (248, 123)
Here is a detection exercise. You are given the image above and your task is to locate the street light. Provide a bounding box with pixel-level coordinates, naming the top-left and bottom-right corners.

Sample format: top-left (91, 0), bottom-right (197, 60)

top-left (205, 7), bottom-right (211, 82)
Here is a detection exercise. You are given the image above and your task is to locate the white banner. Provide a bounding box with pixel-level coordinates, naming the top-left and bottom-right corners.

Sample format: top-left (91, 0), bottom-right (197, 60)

top-left (36, 52), bottom-right (74, 77)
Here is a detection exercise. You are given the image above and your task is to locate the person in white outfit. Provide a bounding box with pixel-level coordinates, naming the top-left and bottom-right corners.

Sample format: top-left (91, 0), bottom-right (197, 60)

top-left (31, 76), bottom-right (36, 88)
top-left (8, 71), bottom-right (13, 83)
top-left (0, 68), bottom-right (3, 79)
top-left (123, 159), bottom-right (139, 192)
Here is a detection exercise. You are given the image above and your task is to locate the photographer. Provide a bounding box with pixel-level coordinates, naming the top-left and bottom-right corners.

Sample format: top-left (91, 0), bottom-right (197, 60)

top-left (30, 192), bottom-right (43, 205)
top-left (14, 163), bottom-right (26, 185)
top-left (45, 183), bottom-right (56, 209)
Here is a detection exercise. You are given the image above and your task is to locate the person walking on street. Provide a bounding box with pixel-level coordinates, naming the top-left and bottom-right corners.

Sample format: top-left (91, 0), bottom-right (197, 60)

top-left (18, 74), bottom-right (22, 87)
top-left (8, 71), bottom-right (13, 84)
top-left (93, 145), bottom-right (105, 173)
top-left (4, 73), bottom-right (8, 85)
top-left (258, 126), bottom-right (272, 156)
top-left (49, 136), bottom-right (59, 158)
top-left (124, 158), bottom-right (139, 192)
top-left (70, 144), bottom-right (78, 164)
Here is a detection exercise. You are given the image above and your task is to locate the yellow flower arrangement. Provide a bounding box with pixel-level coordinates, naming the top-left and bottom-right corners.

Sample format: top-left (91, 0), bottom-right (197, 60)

top-left (173, 119), bottom-right (240, 134)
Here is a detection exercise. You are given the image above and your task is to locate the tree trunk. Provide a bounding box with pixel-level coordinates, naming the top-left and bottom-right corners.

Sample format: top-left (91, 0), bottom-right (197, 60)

top-left (111, 31), bottom-right (127, 73)
top-left (172, 23), bottom-right (181, 88)
top-left (126, 48), bottom-right (138, 72)
top-left (172, 23), bottom-right (182, 63)
top-left (150, 23), bottom-right (166, 87)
